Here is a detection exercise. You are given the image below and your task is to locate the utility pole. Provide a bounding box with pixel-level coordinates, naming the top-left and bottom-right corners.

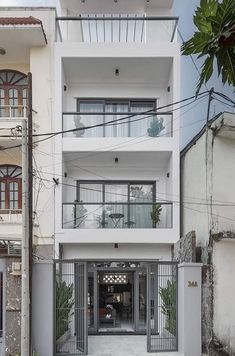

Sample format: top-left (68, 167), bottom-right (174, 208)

top-left (21, 118), bottom-right (30, 356)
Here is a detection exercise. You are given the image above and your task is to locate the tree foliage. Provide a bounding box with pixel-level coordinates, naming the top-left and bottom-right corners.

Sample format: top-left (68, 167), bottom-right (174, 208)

top-left (181, 0), bottom-right (235, 94)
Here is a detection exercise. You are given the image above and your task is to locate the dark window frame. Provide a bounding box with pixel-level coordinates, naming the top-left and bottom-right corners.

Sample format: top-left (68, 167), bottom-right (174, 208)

top-left (0, 165), bottom-right (22, 211)
top-left (76, 98), bottom-right (157, 137)
top-left (76, 180), bottom-right (156, 204)
top-left (0, 70), bottom-right (28, 117)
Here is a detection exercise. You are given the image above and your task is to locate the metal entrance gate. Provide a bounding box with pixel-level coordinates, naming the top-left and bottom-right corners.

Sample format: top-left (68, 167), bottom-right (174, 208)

top-left (54, 260), bottom-right (178, 355)
top-left (147, 262), bottom-right (178, 352)
top-left (55, 261), bottom-right (88, 355)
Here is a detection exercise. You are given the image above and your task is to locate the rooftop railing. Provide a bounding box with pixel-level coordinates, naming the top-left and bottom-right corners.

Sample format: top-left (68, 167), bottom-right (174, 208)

top-left (62, 112), bottom-right (173, 138)
top-left (62, 202), bottom-right (172, 229)
top-left (56, 15), bottom-right (178, 43)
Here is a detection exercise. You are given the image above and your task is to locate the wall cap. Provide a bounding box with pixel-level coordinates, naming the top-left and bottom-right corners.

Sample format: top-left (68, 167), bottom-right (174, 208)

top-left (178, 262), bottom-right (203, 268)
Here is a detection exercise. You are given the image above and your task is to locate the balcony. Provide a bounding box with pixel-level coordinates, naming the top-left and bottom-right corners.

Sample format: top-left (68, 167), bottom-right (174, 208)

top-left (63, 111), bottom-right (173, 138)
top-left (0, 209), bottom-right (22, 240)
top-left (0, 105), bottom-right (27, 119)
top-left (62, 202), bottom-right (172, 229)
top-left (56, 15), bottom-right (178, 43)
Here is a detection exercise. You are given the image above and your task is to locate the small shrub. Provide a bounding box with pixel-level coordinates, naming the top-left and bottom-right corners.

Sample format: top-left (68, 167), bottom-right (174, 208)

top-left (159, 280), bottom-right (176, 335)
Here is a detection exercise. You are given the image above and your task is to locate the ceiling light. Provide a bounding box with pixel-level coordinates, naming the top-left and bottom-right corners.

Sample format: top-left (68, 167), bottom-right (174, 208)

top-left (0, 47), bottom-right (6, 55)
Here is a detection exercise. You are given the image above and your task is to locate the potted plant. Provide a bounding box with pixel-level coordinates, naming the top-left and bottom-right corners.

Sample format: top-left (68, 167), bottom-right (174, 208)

top-left (147, 117), bottom-right (165, 137)
top-left (151, 203), bottom-right (162, 227)
top-left (73, 115), bottom-right (85, 137)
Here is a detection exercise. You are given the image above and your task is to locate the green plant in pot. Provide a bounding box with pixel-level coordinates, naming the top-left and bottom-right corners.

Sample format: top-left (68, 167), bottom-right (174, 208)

top-left (151, 203), bottom-right (162, 227)
top-left (56, 279), bottom-right (74, 340)
top-left (147, 117), bottom-right (165, 137)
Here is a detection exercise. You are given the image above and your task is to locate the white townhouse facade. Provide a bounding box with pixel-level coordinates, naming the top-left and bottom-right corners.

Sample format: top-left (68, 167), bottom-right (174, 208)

top-left (52, 0), bottom-right (181, 355)
top-left (0, 3), bottom-right (203, 356)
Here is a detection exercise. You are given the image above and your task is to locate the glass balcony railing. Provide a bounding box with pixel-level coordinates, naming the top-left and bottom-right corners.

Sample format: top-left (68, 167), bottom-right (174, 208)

top-left (0, 106), bottom-right (27, 118)
top-left (62, 202), bottom-right (172, 229)
top-left (62, 112), bottom-right (173, 138)
top-left (56, 15), bottom-right (178, 43)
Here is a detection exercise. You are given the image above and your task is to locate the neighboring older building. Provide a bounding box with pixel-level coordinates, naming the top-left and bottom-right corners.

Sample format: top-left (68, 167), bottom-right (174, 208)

top-left (181, 112), bottom-right (235, 355)
top-left (0, 8), bottom-right (56, 356)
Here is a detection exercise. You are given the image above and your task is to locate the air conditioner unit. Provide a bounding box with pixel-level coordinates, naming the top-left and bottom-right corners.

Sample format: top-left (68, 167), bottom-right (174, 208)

top-left (11, 262), bottom-right (22, 276)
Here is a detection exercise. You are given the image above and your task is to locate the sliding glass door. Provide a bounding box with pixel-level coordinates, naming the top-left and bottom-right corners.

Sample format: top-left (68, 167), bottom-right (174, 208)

top-left (77, 99), bottom-right (156, 137)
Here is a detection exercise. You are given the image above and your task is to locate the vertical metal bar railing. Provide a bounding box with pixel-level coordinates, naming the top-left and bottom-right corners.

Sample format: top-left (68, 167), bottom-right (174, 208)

top-left (80, 14), bottom-right (84, 41)
top-left (103, 14), bottom-right (106, 42)
top-left (119, 14), bottom-right (121, 42)
top-left (111, 14), bottom-right (114, 42)
top-left (95, 14), bottom-right (98, 42)
top-left (133, 14), bottom-right (137, 42)
top-left (88, 14), bottom-right (91, 42)
top-left (126, 14), bottom-right (129, 42)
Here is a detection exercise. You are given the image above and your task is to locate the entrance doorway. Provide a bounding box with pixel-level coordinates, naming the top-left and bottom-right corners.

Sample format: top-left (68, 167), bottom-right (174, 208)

top-left (54, 261), bottom-right (178, 355)
top-left (98, 271), bottom-right (134, 332)
top-left (87, 263), bottom-right (147, 334)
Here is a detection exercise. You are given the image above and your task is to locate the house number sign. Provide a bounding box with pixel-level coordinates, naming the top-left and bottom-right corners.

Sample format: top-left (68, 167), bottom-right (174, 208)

top-left (188, 281), bottom-right (198, 287)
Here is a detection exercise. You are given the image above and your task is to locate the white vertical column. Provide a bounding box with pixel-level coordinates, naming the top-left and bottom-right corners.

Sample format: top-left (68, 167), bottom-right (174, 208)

top-left (178, 262), bottom-right (203, 356)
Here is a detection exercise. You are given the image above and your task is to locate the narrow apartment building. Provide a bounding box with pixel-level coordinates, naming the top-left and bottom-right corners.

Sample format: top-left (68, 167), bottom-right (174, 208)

top-left (0, 2), bottom-right (203, 356)
top-left (52, 0), bottom-right (180, 355)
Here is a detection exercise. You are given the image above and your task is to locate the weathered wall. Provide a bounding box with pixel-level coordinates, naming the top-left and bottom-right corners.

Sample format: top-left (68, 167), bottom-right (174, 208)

top-left (5, 258), bottom-right (21, 356)
top-left (212, 238), bottom-right (235, 355)
top-left (173, 230), bottom-right (196, 262)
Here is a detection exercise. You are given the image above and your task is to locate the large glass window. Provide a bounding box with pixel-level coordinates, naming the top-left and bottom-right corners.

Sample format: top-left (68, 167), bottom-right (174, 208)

top-left (74, 181), bottom-right (155, 228)
top-left (76, 99), bottom-right (156, 137)
top-left (77, 181), bottom-right (154, 203)
top-left (0, 165), bottom-right (22, 210)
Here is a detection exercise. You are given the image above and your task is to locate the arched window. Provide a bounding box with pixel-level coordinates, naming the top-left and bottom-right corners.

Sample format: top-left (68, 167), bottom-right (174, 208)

top-left (0, 165), bottom-right (22, 210)
top-left (0, 70), bottom-right (28, 117)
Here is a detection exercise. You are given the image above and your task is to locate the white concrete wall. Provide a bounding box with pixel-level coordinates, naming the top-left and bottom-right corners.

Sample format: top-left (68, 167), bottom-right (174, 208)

top-left (178, 263), bottom-right (202, 356)
top-left (213, 240), bottom-right (235, 353)
top-left (182, 116), bottom-right (235, 245)
top-left (62, 242), bottom-right (172, 260)
top-left (212, 136), bottom-right (235, 233)
top-left (181, 113), bottom-right (235, 353)
top-left (181, 133), bottom-right (208, 246)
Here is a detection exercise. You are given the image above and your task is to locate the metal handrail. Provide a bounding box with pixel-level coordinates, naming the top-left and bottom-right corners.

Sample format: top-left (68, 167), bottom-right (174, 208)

top-left (56, 15), bottom-right (178, 43)
top-left (63, 202), bottom-right (172, 206)
top-left (57, 16), bottom-right (179, 21)
top-left (63, 111), bottom-right (173, 116)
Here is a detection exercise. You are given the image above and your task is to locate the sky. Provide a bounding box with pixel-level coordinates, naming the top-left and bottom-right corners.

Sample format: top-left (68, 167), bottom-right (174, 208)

top-left (0, 0), bottom-right (234, 147)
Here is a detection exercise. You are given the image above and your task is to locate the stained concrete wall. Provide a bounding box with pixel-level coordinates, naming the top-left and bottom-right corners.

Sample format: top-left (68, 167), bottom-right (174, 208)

top-left (32, 262), bottom-right (53, 356)
top-left (173, 231), bottom-right (196, 263)
top-left (212, 239), bottom-right (235, 355)
top-left (5, 258), bottom-right (21, 356)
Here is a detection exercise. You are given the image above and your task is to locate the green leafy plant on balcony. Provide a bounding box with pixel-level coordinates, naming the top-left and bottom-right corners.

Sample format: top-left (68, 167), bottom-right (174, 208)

top-left (159, 280), bottom-right (177, 336)
top-left (147, 117), bottom-right (165, 137)
top-left (151, 203), bottom-right (162, 226)
top-left (56, 279), bottom-right (74, 340)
